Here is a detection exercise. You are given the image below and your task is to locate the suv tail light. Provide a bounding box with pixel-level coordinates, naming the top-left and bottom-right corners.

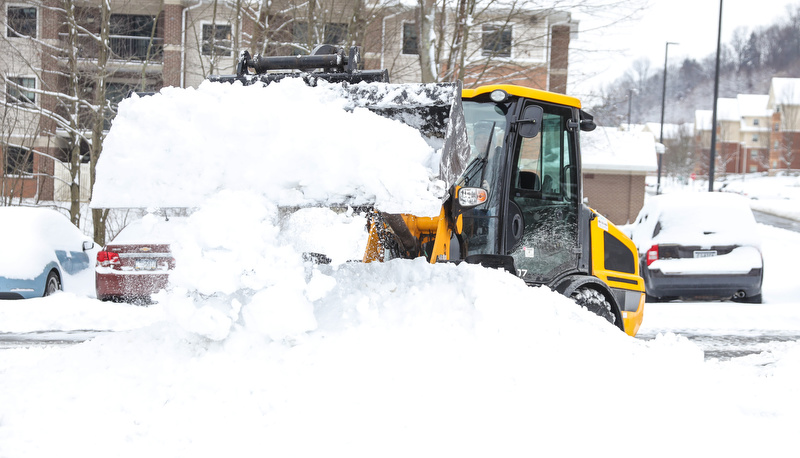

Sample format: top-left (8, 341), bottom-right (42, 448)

top-left (97, 251), bottom-right (121, 268)
top-left (646, 245), bottom-right (659, 266)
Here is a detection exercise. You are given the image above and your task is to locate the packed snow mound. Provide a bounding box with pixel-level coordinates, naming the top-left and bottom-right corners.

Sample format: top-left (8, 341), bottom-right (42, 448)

top-left (91, 78), bottom-right (445, 216)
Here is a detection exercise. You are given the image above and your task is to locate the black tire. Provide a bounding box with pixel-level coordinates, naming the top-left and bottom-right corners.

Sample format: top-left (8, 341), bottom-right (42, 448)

top-left (571, 286), bottom-right (615, 326)
top-left (646, 294), bottom-right (678, 303)
top-left (44, 270), bottom-right (61, 296)
top-left (733, 293), bottom-right (762, 304)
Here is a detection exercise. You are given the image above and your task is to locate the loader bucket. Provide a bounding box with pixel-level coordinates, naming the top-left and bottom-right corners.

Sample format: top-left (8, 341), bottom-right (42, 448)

top-left (334, 82), bottom-right (471, 192)
top-left (209, 45), bottom-right (471, 195)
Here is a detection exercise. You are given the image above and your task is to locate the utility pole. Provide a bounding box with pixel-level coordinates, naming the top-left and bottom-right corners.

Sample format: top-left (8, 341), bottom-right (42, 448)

top-left (708, 0), bottom-right (723, 192)
top-left (658, 42), bottom-right (678, 195)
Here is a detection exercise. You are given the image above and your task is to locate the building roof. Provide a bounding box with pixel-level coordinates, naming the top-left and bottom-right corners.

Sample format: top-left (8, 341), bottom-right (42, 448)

top-left (695, 110), bottom-right (713, 131)
top-left (737, 94), bottom-right (770, 117)
top-left (581, 126), bottom-right (658, 173)
top-left (717, 98), bottom-right (739, 122)
top-left (770, 78), bottom-right (800, 105)
top-left (642, 122), bottom-right (684, 141)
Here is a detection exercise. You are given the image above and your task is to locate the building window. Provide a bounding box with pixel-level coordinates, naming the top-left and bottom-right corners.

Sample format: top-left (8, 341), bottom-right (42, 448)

top-left (752, 134), bottom-right (759, 143)
top-left (482, 24), bottom-right (512, 57)
top-left (774, 122), bottom-right (779, 132)
top-left (7, 6), bottom-right (36, 38)
top-left (402, 23), bottom-right (418, 55)
top-left (753, 119), bottom-right (760, 126)
top-left (774, 140), bottom-right (779, 149)
top-left (4, 145), bottom-right (33, 176)
top-left (291, 21), bottom-right (309, 55)
top-left (6, 77), bottom-right (35, 104)
top-left (324, 23), bottom-right (347, 45)
top-left (110, 14), bottom-right (160, 61)
top-left (750, 150), bottom-right (759, 159)
top-left (202, 23), bottom-right (232, 57)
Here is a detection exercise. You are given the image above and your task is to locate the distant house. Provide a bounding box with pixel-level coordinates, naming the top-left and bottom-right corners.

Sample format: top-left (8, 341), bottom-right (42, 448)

top-left (694, 85), bottom-right (789, 176)
top-left (581, 127), bottom-right (658, 224)
top-left (767, 78), bottom-right (800, 172)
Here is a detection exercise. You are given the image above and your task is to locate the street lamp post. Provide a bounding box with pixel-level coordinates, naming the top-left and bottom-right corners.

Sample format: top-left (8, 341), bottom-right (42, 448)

top-left (658, 41), bottom-right (678, 195)
top-left (708, 0), bottom-right (724, 191)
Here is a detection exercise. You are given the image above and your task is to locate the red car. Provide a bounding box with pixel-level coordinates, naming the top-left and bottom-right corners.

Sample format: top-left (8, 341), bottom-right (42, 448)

top-left (95, 216), bottom-right (186, 303)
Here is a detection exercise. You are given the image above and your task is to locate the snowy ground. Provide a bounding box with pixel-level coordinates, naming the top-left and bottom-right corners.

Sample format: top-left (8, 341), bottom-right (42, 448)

top-left (1, 195), bottom-right (799, 456)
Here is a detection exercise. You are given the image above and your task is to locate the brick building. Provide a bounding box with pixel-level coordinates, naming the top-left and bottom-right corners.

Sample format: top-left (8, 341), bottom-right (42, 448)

top-left (694, 80), bottom-right (800, 176)
top-left (768, 78), bottom-right (800, 172)
top-left (1, 0), bottom-right (575, 203)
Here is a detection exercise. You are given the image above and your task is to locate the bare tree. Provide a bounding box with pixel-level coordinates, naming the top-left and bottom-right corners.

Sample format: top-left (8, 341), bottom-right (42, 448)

top-left (1, 0), bottom-right (164, 243)
top-left (662, 124), bottom-right (695, 180)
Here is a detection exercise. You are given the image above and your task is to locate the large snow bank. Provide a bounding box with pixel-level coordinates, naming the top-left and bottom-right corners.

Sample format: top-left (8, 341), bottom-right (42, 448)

top-left (2, 178), bottom-right (800, 455)
top-left (1, 257), bottom-right (799, 456)
top-left (91, 78), bottom-right (446, 216)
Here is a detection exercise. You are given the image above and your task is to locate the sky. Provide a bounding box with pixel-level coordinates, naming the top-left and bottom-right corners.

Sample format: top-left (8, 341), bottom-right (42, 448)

top-left (1, 79), bottom-right (799, 456)
top-left (570, 0), bottom-right (798, 96)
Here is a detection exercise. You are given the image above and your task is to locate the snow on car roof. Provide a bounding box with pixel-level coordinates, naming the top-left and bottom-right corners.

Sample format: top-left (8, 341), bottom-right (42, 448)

top-left (109, 214), bottom-right (190, 245)
top-left (631, 192), bottom-right (761, 249)
top-left (0, 206), bottom-right (88, 279)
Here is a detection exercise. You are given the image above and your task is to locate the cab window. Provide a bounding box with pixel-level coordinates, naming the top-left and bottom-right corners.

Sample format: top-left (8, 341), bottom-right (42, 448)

top-left (509, 103), bottom-right (580, 283)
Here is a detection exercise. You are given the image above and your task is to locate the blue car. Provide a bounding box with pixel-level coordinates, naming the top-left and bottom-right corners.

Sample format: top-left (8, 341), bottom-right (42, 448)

top-left (0, 206), bottom-right (97, 299)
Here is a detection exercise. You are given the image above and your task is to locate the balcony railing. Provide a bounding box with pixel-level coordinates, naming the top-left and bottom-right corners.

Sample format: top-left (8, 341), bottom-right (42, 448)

top-left (59, 33), bottom-right (164, 62)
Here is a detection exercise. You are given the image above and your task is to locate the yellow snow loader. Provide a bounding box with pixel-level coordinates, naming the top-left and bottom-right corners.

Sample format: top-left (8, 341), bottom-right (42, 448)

top-left (211, 45), bottom-right (645, 337)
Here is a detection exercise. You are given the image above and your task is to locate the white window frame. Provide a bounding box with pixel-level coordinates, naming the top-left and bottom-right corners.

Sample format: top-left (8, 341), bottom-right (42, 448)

top-left (6, 4), bottom-right (37, 38)
top-left (5, 75), bottom-right (36, 105)
top-left (3, 144), bottom-right (34, 177)
top-left (201, 22), bottom-right (233, 57)
top-left (401, 22), bottom-right (418, 55)
top-left (481, 23), bottom-right (513, 58)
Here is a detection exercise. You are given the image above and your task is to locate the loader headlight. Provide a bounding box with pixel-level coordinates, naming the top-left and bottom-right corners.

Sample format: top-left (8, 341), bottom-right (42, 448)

top-left (490, 89), bottom-right (509, 103)
top-left (458, 187), bottom-right (488, 207)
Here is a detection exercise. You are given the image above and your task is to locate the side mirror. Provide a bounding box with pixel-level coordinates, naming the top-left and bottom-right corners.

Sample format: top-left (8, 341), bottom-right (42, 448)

top-left (580, 109), bottom-right (596, 132)
top-left (517, 105), bottom-right (543, 138)
top-left (83, 241), bottom-right (95, 251)
top-left (518, 171), bottom-right (541, 192)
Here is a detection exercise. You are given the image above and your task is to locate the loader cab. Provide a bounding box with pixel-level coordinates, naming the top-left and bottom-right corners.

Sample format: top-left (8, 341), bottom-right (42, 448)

top-left (457, 86), bottom-right (586, 286)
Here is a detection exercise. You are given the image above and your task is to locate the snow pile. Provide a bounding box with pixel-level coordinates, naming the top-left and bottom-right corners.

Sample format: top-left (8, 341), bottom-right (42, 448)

top-left (92, 78), bottom-right (446, 216)
top-left (1, 257), bottom-right (799, 456)
top-left (108, 214), bottom-right (192, 245)
top-left (721, 174), bottom-right (800, 221)
top-left (1, 190), bottom-right (800, 455)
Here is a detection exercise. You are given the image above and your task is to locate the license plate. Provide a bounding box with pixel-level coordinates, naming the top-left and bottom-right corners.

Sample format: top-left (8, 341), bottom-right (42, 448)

top-left (134, 258), bottom-right (157, 271)
top-left (693, 250), bottom-right (717, 258)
